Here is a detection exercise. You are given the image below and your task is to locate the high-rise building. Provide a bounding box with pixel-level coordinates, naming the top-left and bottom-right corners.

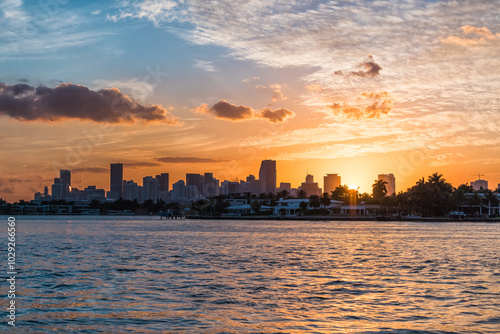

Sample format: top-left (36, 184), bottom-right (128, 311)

top-left (59, 169), bottom-right (71, 199)
top-left (279, 182), bottom-right (291, 191)
top-left (242, 174), bottom-right (265, 195)
top-left (324, 174), bottom-right (341, 194)
top-left (172, 180), bottom-right (186, 200)
top-left (143, 176), bottom-right (160, 202)
top-left (123, 180), bottom-right (139, 201)
top-left (203, 173), bottom-right (219, 197)
top-left (471, 178), bottom-right (488, 191)
top-left (220, 181), bottom-right (241, 195)
top-left (378, 174), bottom-right (396, 196)
top-left (83, 186), bottom-right (106, 201)
top-left (156, 173), bottom-right (169, 192)
top-left (110, 163), bottom-right (123, 199)
top-left (186, 173), bottom-right (203, 195)
top-left (51, 177), bottom-right (64, 200)
top-left (299, 174), bottom-right (322, 196)
top-left (259, 160), bottom-right (277, 194)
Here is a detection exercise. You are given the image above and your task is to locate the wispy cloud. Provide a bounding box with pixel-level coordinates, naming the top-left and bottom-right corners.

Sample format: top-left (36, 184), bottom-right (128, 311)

top-left (106, 0), bottom-right (181, 26)
top-left (441, 25), bottom-right (499, 47)
top-left (156, 156), bottom-right (229, 164)
top-left (0, 2), bottom-right (112, 56)
top-left (334, 55), bottom-right (382, 78)
top-left (193, 59), bottom-right (216, 72)
top-left (327, 91), bottom-right (392, 119)
top-left (93, 78), bottom-right (156, 102)
top-left (256, 83), bottom-right (286, 106)
top-left (242, 77), bottom-right (260, 83)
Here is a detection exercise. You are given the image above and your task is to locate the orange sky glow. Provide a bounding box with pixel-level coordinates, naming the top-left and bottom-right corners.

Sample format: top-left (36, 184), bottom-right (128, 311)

top-left (1, 1), bottom-right (499, 201)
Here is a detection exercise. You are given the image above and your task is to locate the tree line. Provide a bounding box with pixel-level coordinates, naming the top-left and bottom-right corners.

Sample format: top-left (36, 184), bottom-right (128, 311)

top-left (1, 173), bottom-right (498, 217)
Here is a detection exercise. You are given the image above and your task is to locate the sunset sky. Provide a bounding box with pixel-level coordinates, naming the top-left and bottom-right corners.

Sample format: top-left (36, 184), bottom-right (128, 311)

top-left (1, 0), bottom-right (499, 201)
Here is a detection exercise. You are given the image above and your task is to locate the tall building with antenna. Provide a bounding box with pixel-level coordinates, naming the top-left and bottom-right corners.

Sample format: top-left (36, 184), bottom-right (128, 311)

top-left (471, 174), bottom-right (488, 191)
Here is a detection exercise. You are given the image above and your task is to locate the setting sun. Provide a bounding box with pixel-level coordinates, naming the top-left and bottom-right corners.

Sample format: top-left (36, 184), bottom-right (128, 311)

top-left (348, 184), bottom-right (359, 190)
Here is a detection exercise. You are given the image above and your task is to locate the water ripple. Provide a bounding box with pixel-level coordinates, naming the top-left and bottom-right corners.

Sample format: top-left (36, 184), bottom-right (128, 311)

top-left (5, 217), bottom-right (500, 333)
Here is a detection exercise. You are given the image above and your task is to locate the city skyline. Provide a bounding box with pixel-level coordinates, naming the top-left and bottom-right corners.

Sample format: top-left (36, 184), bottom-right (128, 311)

top-left (1, 1), bottom-right (500, 202)
top-left (28, 160), bottom-right (498, 204)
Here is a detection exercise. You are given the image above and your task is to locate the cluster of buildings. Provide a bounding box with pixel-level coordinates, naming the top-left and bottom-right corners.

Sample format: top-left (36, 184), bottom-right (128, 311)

top-left (34, 160), bottom-right (399, 204)
top-left (24, 162), bottom-right (500, 218)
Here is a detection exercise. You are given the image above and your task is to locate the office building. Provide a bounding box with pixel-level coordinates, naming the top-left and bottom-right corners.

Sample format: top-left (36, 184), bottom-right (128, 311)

top-left (259, 160), bottom-right (277, 194)
top-left (143, 176), bottom-right (160, 202)
top-left (220, 181), bottom-right (241, 195)
top-left (203, 173), bottom-right (220, 197)
top-left (60, 169), bottom-right (71, 199)
top-left (299, 174), bottom-right (322, 197)
top-left (471, 178), bottom-right (488, 191)
top-left (83, 186), bottom-right (106, 201)
top-left (123, 180), bottom-right (140, 201)
top-left (110, 163), bottom-right (123, 199)
top-left (378, 174), bottom-right (396, 196)
top-left (186, 173), bottom-right (203, 195)
top-left (51, 178), bottom-right (64, 200)
top-left (324, 174), bottom-right (341, 194)
top-left (172, 180), bottom-right (186, 200)
top-left (156, 173), bottom-right (169, 192)
top-left (242, 174), bottom-right (265, 195)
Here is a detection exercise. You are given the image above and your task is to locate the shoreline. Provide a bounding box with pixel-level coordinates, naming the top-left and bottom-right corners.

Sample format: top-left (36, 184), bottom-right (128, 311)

top-left (2, 214), bottom-right (499, 223)
top-left (186, 215), bottom-right (500, 222)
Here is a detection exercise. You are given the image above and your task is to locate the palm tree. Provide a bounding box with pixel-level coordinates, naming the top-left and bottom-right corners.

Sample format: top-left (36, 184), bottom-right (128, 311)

top-left (297, 189), bottom-right (307, 199)
top-left (299, 201), bottom-right (308, 215)
top-left (320, 192), bottom-right (331, 209)
top-left (250, 201), bottom-right (262, 214)
top-left (308, 195), bottom-right (321, 214)
top-left (372, 179), bottom-right (388, 201)
top-left (483, 190), bottom-right (498, 217)
top-left (416, 177), bottom-right (425, 186)
top-left (331, 184), bottom-right (350, 202)
top-left (428, 173), bottom-right (444, 184)
top-left (277, 189), bottom-right (289, 199)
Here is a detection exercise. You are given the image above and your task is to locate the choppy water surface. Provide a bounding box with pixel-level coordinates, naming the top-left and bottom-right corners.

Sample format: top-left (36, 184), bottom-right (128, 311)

top-left (6, 217), bottom-right (500, 333)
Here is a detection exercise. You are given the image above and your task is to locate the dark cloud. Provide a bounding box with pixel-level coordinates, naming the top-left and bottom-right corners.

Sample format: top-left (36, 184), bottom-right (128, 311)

top-left (0, 82), bottom-right (179, 124)
top-left (72, 167), bottom-right (109, 173)
top-left (6, 175), bottom-right (49, 183)
top-left (259, 108), bottom-right (295, 123)
top-left (328, 92), bottom-right (392, 119)
top-left (195, 100), bottom-right (294, 123)
top-left (1, 187), bottom-right (14, 194)
top-left (18, 78), bottom-right (29, 83)
top-left (334, 55), bottom-right (382, 77)
top-left (125, 162), bottom-right (163, 168)
top-left (200, 100), bottom-right (253, 121)
top-left (156, 157), bottom-right (228, 163)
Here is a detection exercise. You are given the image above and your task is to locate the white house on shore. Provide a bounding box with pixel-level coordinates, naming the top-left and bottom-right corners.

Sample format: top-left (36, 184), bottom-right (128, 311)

top-left (274, 198), bottom-right (344, 216)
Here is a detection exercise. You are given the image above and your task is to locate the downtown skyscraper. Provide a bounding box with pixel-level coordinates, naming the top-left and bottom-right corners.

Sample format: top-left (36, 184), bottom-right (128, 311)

top-left (259, 160), bottom-right (277, 194)
top-left (110, 163), bottom-right (123, 200)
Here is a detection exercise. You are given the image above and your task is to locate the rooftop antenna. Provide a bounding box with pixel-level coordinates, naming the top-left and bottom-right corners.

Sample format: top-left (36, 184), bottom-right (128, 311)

top-left (472, 173), bottom-right (484, 180)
